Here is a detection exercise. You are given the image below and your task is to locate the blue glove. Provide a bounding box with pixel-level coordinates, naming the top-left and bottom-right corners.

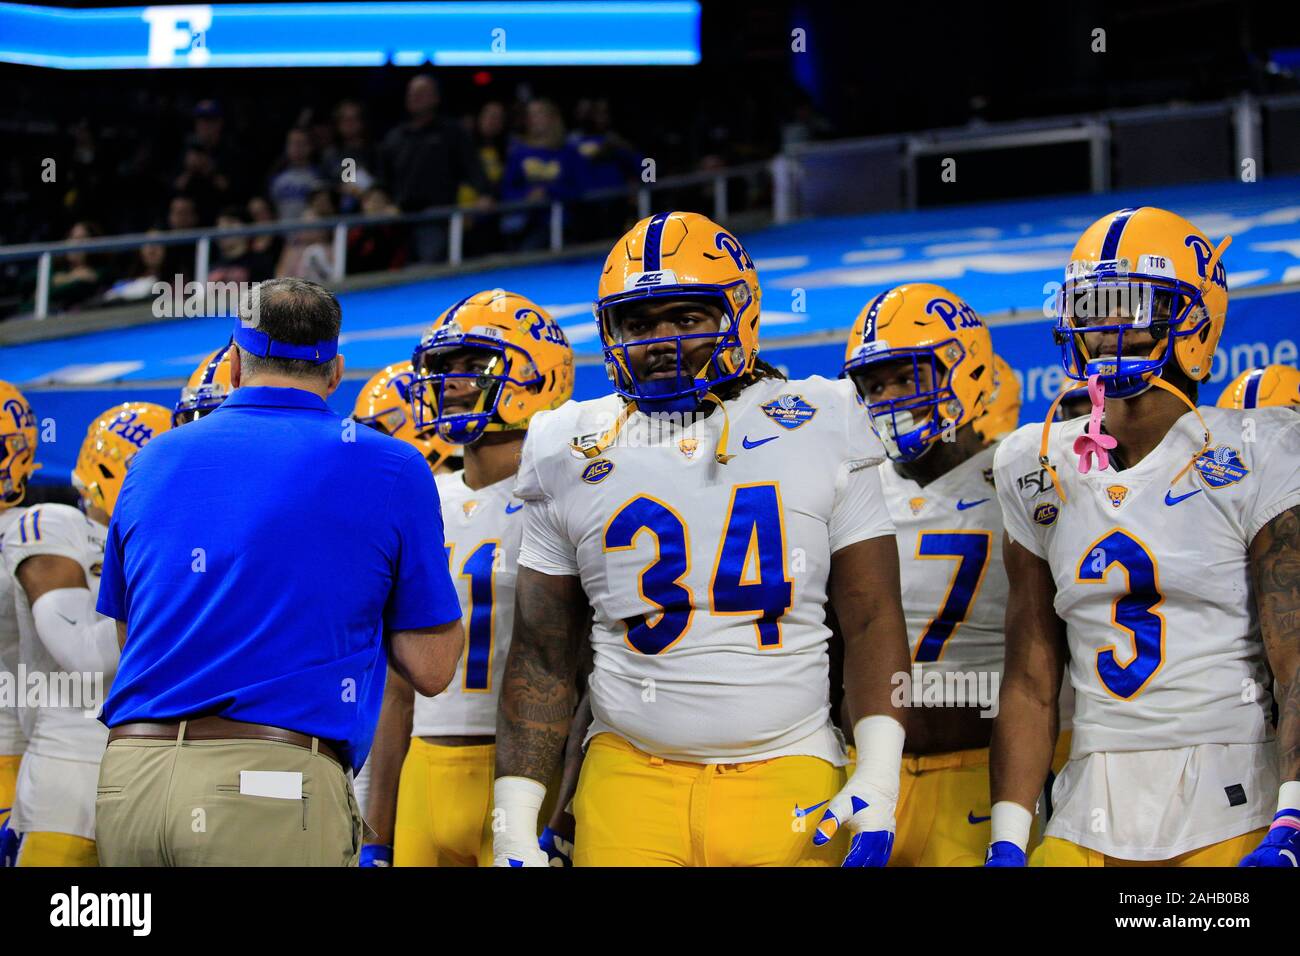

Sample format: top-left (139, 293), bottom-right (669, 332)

top-left (0, 807), bottom-right (19, 867)
top-left (811, 789), bottom-right (897, 868)
top-left (985, 841), bottom-right (1028, 867)
top-left (538, 827), bottom-right (573, 867)
top-left (359, 843), bottom-right (393, 867)
top-left (1238, 811), bottom-right (1300, 867)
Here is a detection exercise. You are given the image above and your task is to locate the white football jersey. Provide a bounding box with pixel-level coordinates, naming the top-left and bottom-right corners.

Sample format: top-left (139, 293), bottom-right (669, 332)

top-left (515, 376), bottom-right (893, 764)
top-left (411, 470), bottom-right (523, 737)
top-left (0, 507), bottom-right (29, 754)
top-left (881, 443), bottom-right (1006, 686)
top-left (995, 406), bottom-right (1300, 857)
top-left (1, 503), bottom-right (110, 762)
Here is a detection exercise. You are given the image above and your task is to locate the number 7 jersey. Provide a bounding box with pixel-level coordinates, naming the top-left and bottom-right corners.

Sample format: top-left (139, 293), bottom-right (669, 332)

top-left (514, 376), bottom-right (894, 764)
top-left (994, 407), bottom-right (1300, 754)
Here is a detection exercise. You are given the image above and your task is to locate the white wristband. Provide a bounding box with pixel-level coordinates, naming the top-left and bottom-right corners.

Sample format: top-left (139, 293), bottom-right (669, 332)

top-left (1277, 781), bottom-right (1300, 816)
top-left (849, 715), bottom-right (905, 799)
top-left (990, 801), bottom-right (1034, 850)
top-left (493, 775), bottom-right (546, 853)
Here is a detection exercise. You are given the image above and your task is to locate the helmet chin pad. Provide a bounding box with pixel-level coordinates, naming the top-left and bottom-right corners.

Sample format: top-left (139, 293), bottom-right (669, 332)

top-left (635, 376), bottom-right (707, 415)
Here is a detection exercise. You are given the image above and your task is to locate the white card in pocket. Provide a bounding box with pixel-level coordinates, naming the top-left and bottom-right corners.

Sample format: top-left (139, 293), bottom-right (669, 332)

top-left (239, 770), bottom-right (303, 800)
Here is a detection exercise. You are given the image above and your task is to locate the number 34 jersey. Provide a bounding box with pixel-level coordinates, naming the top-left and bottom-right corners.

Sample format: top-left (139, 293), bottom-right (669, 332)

top-left (411, 471), bottom-right (523, 737)
top-left (996, 408), bottom-right (1300, 753)
top-left (515, 377), bottom-right (894, 765)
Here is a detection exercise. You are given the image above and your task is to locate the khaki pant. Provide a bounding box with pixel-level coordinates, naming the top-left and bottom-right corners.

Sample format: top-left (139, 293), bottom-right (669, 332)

top-left (96, 733), bottom-right (361, 867)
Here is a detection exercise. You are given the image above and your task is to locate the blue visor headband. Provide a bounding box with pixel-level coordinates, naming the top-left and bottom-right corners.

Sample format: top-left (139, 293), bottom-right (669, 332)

top-left (233, 324), bottom-right (338, 364)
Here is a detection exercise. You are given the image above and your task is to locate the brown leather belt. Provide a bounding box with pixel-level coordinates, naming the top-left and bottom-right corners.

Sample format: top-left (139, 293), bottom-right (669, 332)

top-left (109, 715), bottom-right (345, 767)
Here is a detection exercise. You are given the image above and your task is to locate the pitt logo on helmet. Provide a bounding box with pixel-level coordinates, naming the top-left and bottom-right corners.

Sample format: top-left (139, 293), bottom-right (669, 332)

top-left (842, 284), bottom-right (994, 462)
top-left (410, 289), bottom-right (574, 445)
top-left (595, 211), bottom-right (762, 415)
top-left (73, 402), bottom-right (172, 517)
top-left (0, 381), bottom-right (39, 508)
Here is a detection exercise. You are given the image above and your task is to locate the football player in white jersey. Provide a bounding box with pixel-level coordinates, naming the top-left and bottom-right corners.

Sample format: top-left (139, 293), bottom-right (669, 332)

top-left (841, 284), bottom-right (1009, 866)
top-left (2, 401), bottom-right (170, 866)
top-left (361, 293), bottom-right (574, 867)
top-left (492, 211), bottom-right (910, 868)
top-left (987, 206), bottom-right (1300, 867)
top-left (0, 381), bottom-right (39, 866)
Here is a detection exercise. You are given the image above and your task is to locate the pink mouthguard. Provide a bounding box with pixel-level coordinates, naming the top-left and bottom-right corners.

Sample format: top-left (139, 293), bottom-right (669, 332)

top-left (1071, 374), bottom-right (1117, 474)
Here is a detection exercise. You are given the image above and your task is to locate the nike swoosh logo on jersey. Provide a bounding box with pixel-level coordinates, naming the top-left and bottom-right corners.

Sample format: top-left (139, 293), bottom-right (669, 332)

top-left (505, 501), bottom-right (524, 514)
top-left (1164, 488), bottom-right (1202, 506)
top-left (56, 612), bottom-right (78, 626)
top-left (956, 498), bottom-right (990, 510)
top-left (967, 812), bottom-right (991, 824)
top-left (793, 799), bottom-right (829, 818)
top-left (742, 435), bottom-right (779, 449)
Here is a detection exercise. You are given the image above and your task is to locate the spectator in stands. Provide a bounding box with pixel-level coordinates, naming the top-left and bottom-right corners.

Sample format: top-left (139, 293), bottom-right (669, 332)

top-left (377, 75), bottom-right (490, 263)
top-left (500, 98), bottom-right (581, 252)
top-left (209, 207), bottom-right (276, 284)
top-left (277, 188), bottom-right (335, 282)
top-left (185, 99), bottom-right (249, 203)
top-left (164, 195), bottom-right (201, 284)
top-left (168, 195), bottom-right (200, 232)
top-left (347, 187), bottom-right (406, 274)
top-left (173, 144), bottom-right (230, 225)
top-left (246, 196), bottom-right (285, 272)
top-left (45, 221), bottom-right (107, 312)
top-left (322, 100), bottom-right (378, 214)
top-left (102, 229), bottom-right (169, 304)
top-left (460, 100), bottom-right (509, 257)
top-left (269, 128), bottom-right (325, 222)
top-left (568, 97), bottom-right (639, 239)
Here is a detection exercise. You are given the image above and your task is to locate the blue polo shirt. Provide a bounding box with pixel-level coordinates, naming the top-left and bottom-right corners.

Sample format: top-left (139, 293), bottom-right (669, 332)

top-left (97, 386), bottom-right (460, 772)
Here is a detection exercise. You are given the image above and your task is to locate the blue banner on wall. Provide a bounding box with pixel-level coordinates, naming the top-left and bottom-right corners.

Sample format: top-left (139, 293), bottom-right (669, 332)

top-left (0, 1), bottom-right (701, 70)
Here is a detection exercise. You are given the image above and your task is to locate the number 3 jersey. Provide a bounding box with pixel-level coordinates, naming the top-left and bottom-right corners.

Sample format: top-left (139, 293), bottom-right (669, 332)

top-left (994, 407), bottom-right (1300, 858)
top-left (880, 443), bottom-right (1006, 683)
top-left (514, 376), bottom-right (894, 765)
top-left (411, 471), bottom-right (523, 737)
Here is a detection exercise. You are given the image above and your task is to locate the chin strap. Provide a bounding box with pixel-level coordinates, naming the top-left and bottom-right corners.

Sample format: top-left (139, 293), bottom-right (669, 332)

top-left (1147, 375), bottom-right (1212, 487)
top-left (700, 392), bottom-right (735, 464)
top-left (566, 391), bottom-right (736, 465)
top-left (571, 400), bottom-right (639, 460)
top-left (1038, 384), bottom-right (1074, 503)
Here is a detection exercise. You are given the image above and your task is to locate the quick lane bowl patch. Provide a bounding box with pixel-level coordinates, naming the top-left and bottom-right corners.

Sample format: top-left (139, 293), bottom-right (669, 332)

top-left (581, 459), bottom-right (615, 484)
top-left (760, 394), bottom-right (817, 430)
top-left (1194, 445), bottom-right (1249, 489)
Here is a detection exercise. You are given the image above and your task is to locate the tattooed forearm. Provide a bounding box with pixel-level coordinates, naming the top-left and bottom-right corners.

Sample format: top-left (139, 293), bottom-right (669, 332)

top-left (1251, 504), bottom-right (1300, 782)
top-left (495, 568), bottom-right (588, 784)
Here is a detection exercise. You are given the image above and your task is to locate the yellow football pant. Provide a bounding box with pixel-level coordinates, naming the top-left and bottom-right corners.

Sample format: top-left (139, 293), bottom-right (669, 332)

top-left (1032, 828), bottom-right (1267, 867)
top-left (394, 739), bottom-right (495, 867)
top-left (889, 747), bottom-right (991, 867)
top-left (574, 733), bottom-right (845, 867)
top-left (0, 753), bottom-right (18, 819)
top-left (17, 832), bottom-right (99, 867)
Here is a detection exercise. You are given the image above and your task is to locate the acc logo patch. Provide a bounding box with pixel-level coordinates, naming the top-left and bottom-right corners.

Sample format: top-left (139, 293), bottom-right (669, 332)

top-left (760, 394), bottom-right (817, 430)
top-left (1105, 485), bottom-right (1128, 509)
top-left (581, 459), bottom-right (614, 484)
top-left (1033, 503), bottom-right (1059, 526)
top-left (1194, 445), bottom-right (1249, 488)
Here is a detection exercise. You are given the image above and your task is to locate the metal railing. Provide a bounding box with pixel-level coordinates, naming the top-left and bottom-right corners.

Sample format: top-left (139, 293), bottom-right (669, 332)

top-left (0, 160), bottom-right (775, 321)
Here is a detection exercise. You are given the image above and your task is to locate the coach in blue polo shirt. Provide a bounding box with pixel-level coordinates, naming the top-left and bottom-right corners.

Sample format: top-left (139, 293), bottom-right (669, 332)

top-left (94, 277), bottom-right (464, 867)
